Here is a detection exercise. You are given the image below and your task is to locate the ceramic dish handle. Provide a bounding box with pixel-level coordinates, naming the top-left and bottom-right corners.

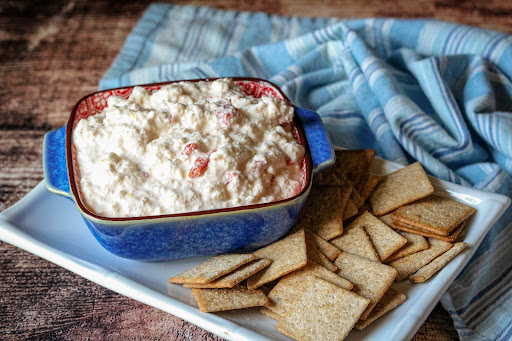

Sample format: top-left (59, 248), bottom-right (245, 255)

top-left (295, 107), bottom-right (335, 176)
top-left (43, 126), bottom-right (71, 198)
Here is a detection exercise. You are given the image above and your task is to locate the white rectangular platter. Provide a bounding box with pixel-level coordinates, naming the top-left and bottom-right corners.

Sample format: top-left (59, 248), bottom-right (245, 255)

top-left (0, 156), bottom-right (509, 341)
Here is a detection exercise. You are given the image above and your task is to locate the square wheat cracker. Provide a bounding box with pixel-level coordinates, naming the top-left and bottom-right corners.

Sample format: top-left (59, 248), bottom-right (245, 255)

top-left (360, 174), bottom-right (382, 202)
top-left (314, 166), bottom-right (365, 208)
top-left (260, 307), bottom-right (281, 320)
top-left (378, 213), bottom-right (394, 227)
top-left (370, 162), bottom-right (434, 216)
top-left (314, 152), bottom-right (368, 189)
top-left (306, 238), bottom-right (338, 272)
top-left (313, 171), bottom-right (356, 191)
top-left (344, 199), bottom-right (359, 221)
top-left (348, 211), bottom-right (407, 261)
top-left (267, 261), bottom-right (353, 316)
top-left (385, 231), bottom-right (429, 262)
top-left (330, 226), bottom-right (380, 262)
top-left (312, 160), bottom-right (363, 214)
top-left (313, 167), bottom-right (346, 187)
top-left (191, 285), bottom-right (268, 312)
top-left (169, 254), bottom-right (256, 284)
top-left (293, 186), bottom-right (347, 240)
top-left (334, 149), bottom-right (376, 193)
top-left (334, 251), bottom-right (398, 320)
top-left (350, 187), bottom-right (365, 209)
top-left (409, 242), bottom-right (468, 283)
top-left (392, 219), bottom-right (466, 242)
top-left (275, 276), bottom-right (369, 341)
top-left (388, 238), bottom-right (453, 281)
top-left (391, 195), bottom-right (476, 235)
top-left (305, 230), bottom-right (341, 261)
top-left (247, 229), bottom-right (307, 290)
top-left (183, 258), bottom-right (272, 288)
top-left (354, 288), bottom-right (407, 330)
top-left (379, 214), bottom-right (430, 261)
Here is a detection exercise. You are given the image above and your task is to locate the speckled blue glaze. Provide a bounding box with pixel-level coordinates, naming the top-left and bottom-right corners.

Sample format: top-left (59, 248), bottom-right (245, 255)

top-left (295, 107), bottom-right (335, 176)
top-left (43, 107), bottom-right (333, 261)
top-left (43, 126), bottom-right (71, 197)
top-left (78, 196), bottom-right (309, 260)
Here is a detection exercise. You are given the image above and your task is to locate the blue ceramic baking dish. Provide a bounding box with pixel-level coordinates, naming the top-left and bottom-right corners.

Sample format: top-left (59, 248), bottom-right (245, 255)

top-left (42, 77), bottom-right (335, 261)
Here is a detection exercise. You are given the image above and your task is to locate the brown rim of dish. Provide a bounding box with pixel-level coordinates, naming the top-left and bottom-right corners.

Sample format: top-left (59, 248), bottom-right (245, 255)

top-left (65, 77), bottom-right (314, 221)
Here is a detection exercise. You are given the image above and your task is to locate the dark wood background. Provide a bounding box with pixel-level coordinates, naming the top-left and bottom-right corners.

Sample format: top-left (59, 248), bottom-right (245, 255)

top-left (2, 1), bottom-right (511, 340)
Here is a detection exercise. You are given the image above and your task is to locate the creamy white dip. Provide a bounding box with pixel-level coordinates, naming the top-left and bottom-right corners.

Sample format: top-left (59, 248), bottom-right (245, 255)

top-left (73, 78), bottom-right (305, 217)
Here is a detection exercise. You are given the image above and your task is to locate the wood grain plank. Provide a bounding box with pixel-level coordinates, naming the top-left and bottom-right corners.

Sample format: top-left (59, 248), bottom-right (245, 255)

top-left (0, 243), bottom-right (225, 340)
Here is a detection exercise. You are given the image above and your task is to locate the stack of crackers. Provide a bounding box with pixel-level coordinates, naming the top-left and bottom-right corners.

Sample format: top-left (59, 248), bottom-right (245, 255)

top-left (169, 150), bottom-right (476, 341)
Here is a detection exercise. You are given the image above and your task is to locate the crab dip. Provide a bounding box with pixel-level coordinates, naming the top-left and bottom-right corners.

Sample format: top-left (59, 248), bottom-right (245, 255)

top-left (72, 78), bottom-right (305, 217)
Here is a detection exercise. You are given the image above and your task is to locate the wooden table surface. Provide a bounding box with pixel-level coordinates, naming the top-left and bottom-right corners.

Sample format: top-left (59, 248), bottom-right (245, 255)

top-left (1, 1), bottom-right (511, 340)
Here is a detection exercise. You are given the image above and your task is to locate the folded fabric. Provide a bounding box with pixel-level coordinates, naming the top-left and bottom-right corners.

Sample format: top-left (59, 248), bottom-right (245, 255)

top-left (101, 4), bottom-right (512, 340)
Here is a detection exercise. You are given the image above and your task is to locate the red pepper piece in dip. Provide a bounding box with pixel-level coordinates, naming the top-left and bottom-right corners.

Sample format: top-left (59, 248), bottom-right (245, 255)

top-left (182, 143), bottom-right (199, 156)
top-left (189, 151), bottom-right (214, 178)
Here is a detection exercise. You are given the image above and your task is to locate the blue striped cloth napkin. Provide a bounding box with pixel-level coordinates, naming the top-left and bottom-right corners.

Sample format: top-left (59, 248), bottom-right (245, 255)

top-left (100, 4), bottom-right (512, 340)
